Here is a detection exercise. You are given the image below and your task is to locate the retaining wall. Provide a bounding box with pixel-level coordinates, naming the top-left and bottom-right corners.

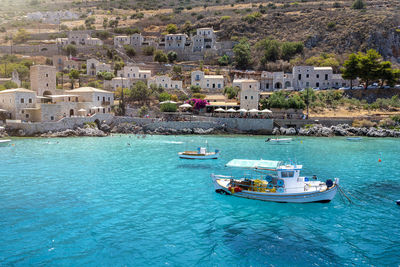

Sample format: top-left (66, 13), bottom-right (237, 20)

top-left (6, 114), bottom-right (112, 135)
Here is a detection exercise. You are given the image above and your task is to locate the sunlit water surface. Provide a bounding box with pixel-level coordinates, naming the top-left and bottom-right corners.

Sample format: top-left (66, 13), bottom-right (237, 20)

top-left (0, 135), bottom-right (399, 266)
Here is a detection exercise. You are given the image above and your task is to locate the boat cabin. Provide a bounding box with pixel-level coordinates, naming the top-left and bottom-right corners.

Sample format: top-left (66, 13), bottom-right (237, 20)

top-left (276, 165), bottom-right (302, 179)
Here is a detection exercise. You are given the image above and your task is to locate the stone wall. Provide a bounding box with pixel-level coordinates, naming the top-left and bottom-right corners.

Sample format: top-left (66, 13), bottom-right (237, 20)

top-left (6, 113), bottom-right (113, 136)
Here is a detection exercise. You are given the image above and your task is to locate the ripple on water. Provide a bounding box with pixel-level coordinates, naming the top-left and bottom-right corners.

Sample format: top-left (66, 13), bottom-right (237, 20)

top-left (0, 136), bottom-right (399, 265)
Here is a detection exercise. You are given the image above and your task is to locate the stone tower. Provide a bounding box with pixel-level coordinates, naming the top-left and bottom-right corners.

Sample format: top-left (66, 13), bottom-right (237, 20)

top-left (30, 65), bottom-right (57, 96)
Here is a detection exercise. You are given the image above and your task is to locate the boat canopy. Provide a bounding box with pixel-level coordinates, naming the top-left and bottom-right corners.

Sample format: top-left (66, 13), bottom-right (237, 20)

top-left (225, 159), bottom-right (283, 170)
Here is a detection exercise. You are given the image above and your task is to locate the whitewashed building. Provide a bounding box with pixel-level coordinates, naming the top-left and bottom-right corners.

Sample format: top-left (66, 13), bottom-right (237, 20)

top-left (147, 75), bottom-right (182, 90)
top-left (234, 79), bottom-right (260, 110)
top-left (191, 71), bottom-right (224, 90)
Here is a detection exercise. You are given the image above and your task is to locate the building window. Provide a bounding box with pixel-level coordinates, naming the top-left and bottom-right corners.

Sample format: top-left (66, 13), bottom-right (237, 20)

top-left (245, 96), bottom-right (248, 99)
top-left (298, 74), bottom-right (301, 80)
top-left (306, 82), bottom-right (309, 87)
top-left (20, 98), bottom-right (24, 103)
top-left (29, 98), bottom-right (32, 103)
top-left (207, 84), bottom-right (209, 87)
top-left (51, 116), bottom-right (54, 120)
top-left (46, 74), bottom-right (48, 77)
top-left (316, 82), bottom-right (319, 87)
top-left (97, 96), bottom-right (100, 101)
top-left (26, 114), bottom-right (29, 119)
top-left (316, 74), bottom-right (319, 78)
top-left (251, 96), bottom-right (253, 100)
top-left (325, 74), bottom-right (328, 80)
top-left (306, 74), bottom-right (309, 78)
top-left (46, 83), bottom-right (48, 87)
top-left (218, 84), bottom-right (221, 89)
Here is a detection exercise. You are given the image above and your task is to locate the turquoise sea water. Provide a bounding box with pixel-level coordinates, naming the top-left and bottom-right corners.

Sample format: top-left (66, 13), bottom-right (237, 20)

top-left (0, 135), bottom-right (399, 266)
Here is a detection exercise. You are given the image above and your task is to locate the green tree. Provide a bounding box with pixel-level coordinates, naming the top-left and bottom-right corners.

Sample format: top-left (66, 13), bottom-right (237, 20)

top-left (2, 81), bottom-right (18, 89)
top-left (158, 92), bottom-right (171, 102)
top-left (358, 49), bottom-right (381, 89)
top-left (13, 28), bottom-right (30, 44)
top-left (172, 65), bottom-right (182, 79)
top-left (114, 61), bottom-right (125, 75)
top-left (129, 81), bottom-right (151, 105)
top-left (262, 39), bottom-right (280, 63)
top-left (378, 61), bottom-right (398, 87)
top-left (342, 53), bottom-right (359, 89)
top-left (352, 0), bottom-right (365, 9)
top-left (166, 24), bottom-right (178, 34)
top-left (167, 51), bottom-right (178, 63)
top-left (154, 50), bottom-right (168, 63)
top-left (63, 44), bottom-right (77, 56)
top-left (233, 38), bottom-right (252, 69)
top-left (124, 45), bottom-right (136, 58)
top-left (68, 69), bottom-right (80, 89)
top-left (218, 54), bottom-right (230, 66)
top-left (223, 86), bottom-right (239, 99)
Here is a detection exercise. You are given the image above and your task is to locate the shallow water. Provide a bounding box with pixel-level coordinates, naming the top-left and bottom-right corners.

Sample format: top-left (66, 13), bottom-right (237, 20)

top-left (0, 135), bottom-right (399, 266)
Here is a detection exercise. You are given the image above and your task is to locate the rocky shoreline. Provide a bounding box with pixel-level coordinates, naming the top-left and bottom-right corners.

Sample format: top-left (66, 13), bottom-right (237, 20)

top-left (274, 124), bottom-right (400, 137)
top-left (2, 122), bottom-right (400, 138)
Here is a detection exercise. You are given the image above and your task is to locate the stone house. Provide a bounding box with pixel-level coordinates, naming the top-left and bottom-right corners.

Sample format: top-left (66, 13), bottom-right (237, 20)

top-left (53, 56), bottom-right (82, 72)
top-left (110, 77), bottom-right (132, 91)
top-left (234, 79), bottom-right (260, 110)
top-left (164, 34), bottom-right (188, 50)
top-left (191, 71), bottom-right (224, 90)
top-left (114, 36), bottom-right (130, 47)
top-left (260, 66), bottom-right (354, 91)
top-left (117, 65), bottom-right (151, 79)
top-left (292, 66), bottom-right (333, 90)
top-left (130, 33), bottom-right (144, 48)
top-left (57, 32), bottom-right (103, 46)
top-left (192, 28), bottom-right (217, 52)
top-left (30, 65), bottom-right (57, 97)
top-left (86, 59), bottom-right (112, 76)
top-left (147, 75), bottom-right (182, 90)
top-left (0, 88), bottom-right (37, 121)
top-left (261, 71), bottom-right (293, 91)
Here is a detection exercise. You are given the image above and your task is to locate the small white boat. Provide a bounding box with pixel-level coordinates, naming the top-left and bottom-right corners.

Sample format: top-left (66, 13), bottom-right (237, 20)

top-left (212, 159), bottom-right (339, 203)
top-left (178, 147), bottom-right (220, 159)
top-left (0, 139), bottom-right (11, 147)
top-left (265, 138), bottom-right (293, 143)
top-left (347, 137), bottom-right (362, 141)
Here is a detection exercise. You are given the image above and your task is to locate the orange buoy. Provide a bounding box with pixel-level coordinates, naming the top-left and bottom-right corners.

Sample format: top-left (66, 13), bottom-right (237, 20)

top-left (378, 159), bottom-right (382, 162)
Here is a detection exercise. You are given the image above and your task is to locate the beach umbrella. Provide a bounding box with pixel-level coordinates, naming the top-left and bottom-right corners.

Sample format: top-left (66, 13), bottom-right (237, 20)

top-left (179, 103), bottom-right (192, 108)
top-left (261, 109), bottom-right (272, 113)
top-left (238, 108), bottom-right (247, 113)
top-left (215, 108), bottom-right (226, 112)
top-left (160, 100), bottom-right (177, 104)
top-left (227, 108), bottom-right (237, 113)
top-left (248, 109), bottom-right (260, 113)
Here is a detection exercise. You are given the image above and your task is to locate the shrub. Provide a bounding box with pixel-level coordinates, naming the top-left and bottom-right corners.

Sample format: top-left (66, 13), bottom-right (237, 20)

top-left (154, 50), bottom-right (168, 63)
top-left (352, 119), bottom-right (376, 128)
top-left (160, 103), bottom-right (177, 112)
top-left (190, 85), bottom-right (201, 93)
top-left (192, 93), bottom-right (206, 99)
top-left (167, 51), bottom-right (178, 63)
top-left (189, 98), bottom-right (208, 110)
top-left (220, 16), bottom-right (231, 22)
top-left (138, 105), bottom-right (148, 117)
top-left (166, 24), bottom-right (178, 34)
top-left (124, 45), bottom-right (136, 57)
top-left (352, 0), bottom-right (365, 9)
top-left (218, 54), bottom-right (230, 66)
top-left (143, 46), bottom-right (155, 56)
top-left (158, 92), bottom-right (171, 102)
top-left (327, 22), bottom-right (336, 30)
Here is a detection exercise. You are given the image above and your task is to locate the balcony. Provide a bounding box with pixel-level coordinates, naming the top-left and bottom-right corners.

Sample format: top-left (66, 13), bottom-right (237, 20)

top-left (102, 101), bottom-right (111, 106)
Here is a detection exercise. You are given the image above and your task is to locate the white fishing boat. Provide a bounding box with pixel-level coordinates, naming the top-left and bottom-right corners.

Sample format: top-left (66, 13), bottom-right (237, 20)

top-left (212, 159), bottom-right (339, 203)
top-left (0, 139), bottom-right (11, 147)
top-left (178, 147), bottom-right (220, 159)
top-left (265, 137), bottom-right (293, 143)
